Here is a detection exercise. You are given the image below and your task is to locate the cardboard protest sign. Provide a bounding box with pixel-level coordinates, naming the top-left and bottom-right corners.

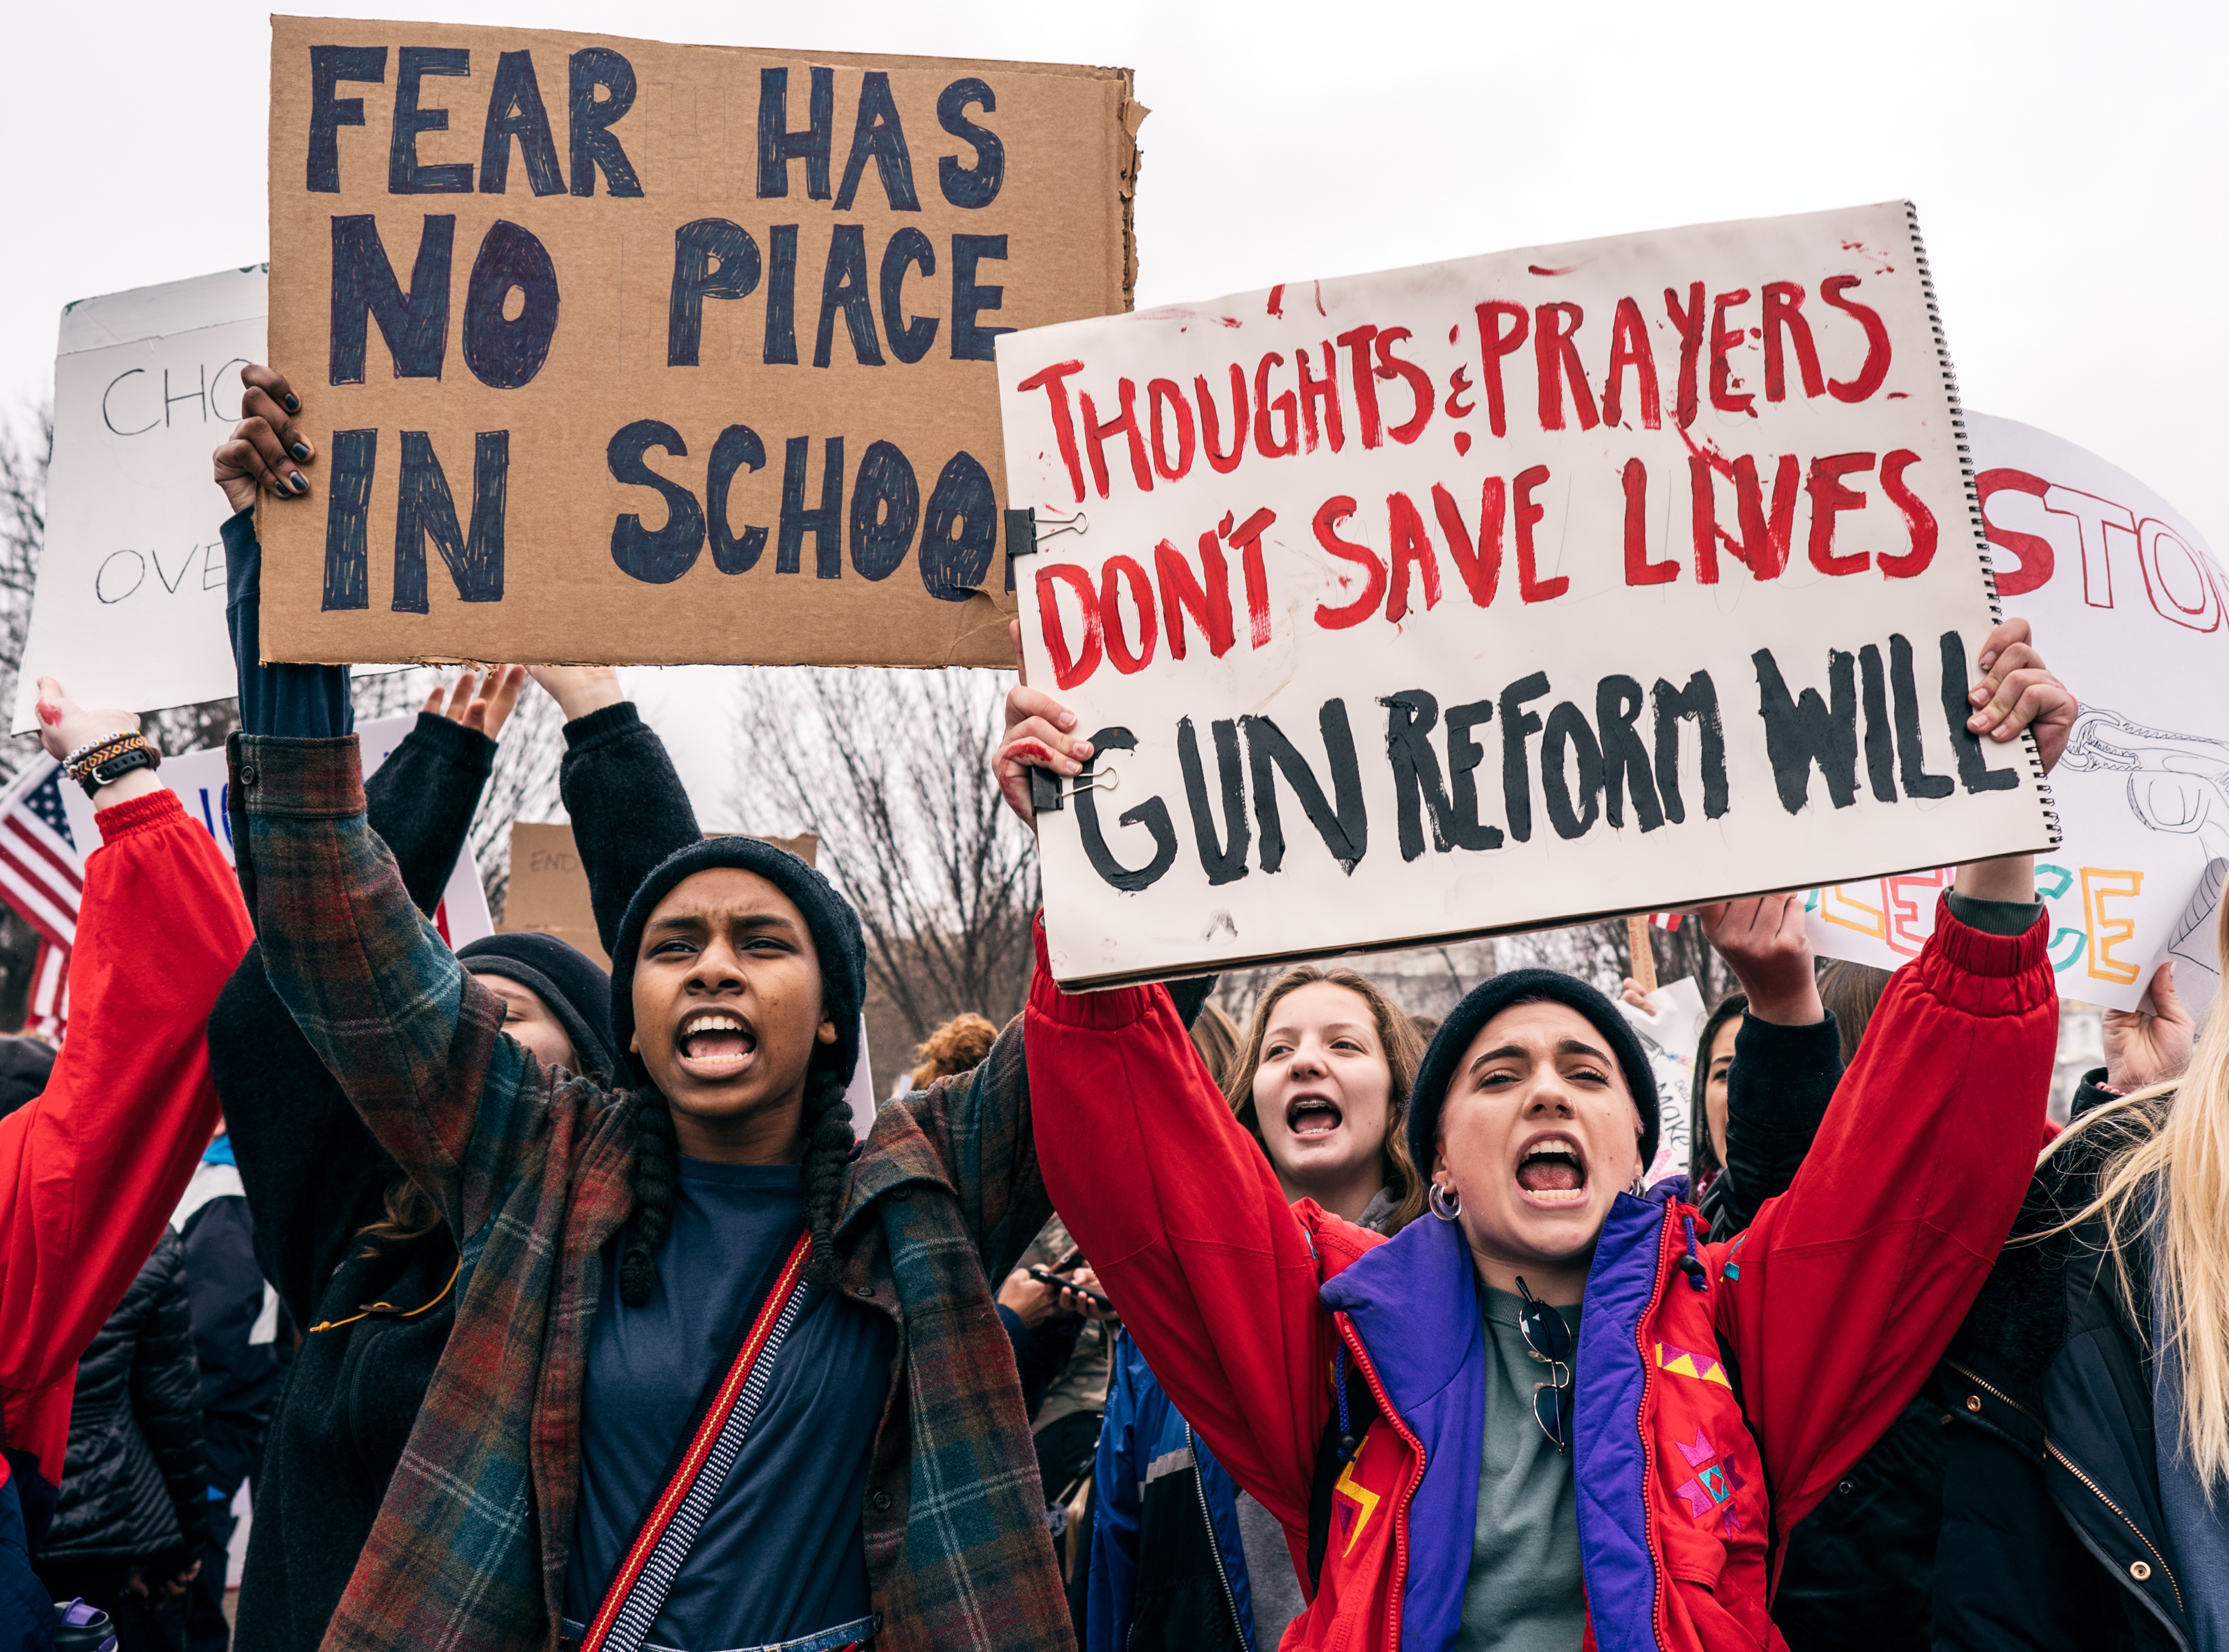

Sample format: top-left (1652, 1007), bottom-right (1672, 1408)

top-left (12, 268), bottom-right (268, 734)
top-left (1805, 411), bottom-right (2227, 1011)
top-left (499, 818), bottom-right (816, 966)
top-left (1001, 202), bottom-right (2059, 988)
top-left (60, 712), bottom-right (493, 945)
top-left (262, 17), bottom-right (1140, 670)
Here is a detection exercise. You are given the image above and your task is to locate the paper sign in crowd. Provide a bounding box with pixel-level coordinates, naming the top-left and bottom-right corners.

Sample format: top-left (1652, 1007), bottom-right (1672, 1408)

top-left (12, 269), bottom-right (270, 734)
top-left (1804, 412), bottom-right (2227, 1012)
top-left (259, 18), bottom-right (1140, 671)
top-left (59, 712), bottom-right (494, 947)
top-left (1001, 202), bottom-right (2060, 988)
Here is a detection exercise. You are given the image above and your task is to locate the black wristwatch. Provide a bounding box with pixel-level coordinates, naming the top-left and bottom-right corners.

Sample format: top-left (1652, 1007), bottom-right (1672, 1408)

top-left (81, 743), bottom-right (159, 798)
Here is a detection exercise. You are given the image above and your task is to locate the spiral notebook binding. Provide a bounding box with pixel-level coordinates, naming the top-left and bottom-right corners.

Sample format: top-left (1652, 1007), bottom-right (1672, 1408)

top-left (1902, 199), bottom-right (2060, 848)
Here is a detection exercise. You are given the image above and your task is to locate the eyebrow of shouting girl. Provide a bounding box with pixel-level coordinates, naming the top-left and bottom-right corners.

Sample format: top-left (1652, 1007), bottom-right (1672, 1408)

top-left (1469, 1037), bottom-right (1613, 1074)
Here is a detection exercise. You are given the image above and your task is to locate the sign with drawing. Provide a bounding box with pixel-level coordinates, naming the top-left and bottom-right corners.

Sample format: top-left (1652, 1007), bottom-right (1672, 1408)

top-left (1001, 202), bottom-right (2061, 988)
top-left (12, 268), bottom-right (269, 733)
top-left (1805, 411), bottom-right (2227, 1009)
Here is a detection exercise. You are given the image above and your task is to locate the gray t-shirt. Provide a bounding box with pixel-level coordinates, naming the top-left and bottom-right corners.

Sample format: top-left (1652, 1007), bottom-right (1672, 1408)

top-left (1457, 1287), bottom-right (1585, 1651)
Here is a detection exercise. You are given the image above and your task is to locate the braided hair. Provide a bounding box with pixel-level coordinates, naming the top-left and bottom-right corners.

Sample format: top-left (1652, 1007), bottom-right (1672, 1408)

top-left (619, 1055), bottom-right (858, 1306)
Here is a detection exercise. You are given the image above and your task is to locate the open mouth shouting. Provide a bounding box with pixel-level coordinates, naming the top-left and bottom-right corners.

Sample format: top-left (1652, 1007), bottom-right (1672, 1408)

top-left (1286, 1092), bottom-right (1344, 1140)
top-left (676, 1008), bottom-right (758, 1081)
top-left (1514, 1131), bottom-right (1590, 1208)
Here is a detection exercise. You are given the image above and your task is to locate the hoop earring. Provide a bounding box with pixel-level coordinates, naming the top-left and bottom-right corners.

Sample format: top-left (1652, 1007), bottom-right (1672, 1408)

top-left (1429, 1181), bottom-right (1461, 1222)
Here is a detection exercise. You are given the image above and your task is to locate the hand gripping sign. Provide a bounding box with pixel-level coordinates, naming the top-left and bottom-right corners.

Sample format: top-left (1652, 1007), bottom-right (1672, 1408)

top-left (999, 202), bottom-right (2060, 990)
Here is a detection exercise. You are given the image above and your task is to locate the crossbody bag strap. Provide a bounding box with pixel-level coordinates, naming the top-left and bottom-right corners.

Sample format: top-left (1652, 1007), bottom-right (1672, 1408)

top-left (578, 1228), bottom-right (816, 1652)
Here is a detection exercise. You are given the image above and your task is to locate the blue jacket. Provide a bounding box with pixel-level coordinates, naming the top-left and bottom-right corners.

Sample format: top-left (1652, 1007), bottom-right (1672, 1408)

top-left (1092, 1329), bottom-right (1254, 1652)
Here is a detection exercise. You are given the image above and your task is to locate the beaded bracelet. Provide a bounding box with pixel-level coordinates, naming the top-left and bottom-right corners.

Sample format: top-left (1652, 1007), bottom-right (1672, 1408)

top-left (62, 732), bottom-right (140, 774)
top-left (65, 732), bottom-right (160, 792)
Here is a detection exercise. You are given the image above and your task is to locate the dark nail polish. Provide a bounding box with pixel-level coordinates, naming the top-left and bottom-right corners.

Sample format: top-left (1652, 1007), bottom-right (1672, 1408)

top-left (283, 394), bottom-right (300, 412)
top-left (292, 442), bottom-right (310, 461)
top-left (290, 472), bottom-right (309, 493)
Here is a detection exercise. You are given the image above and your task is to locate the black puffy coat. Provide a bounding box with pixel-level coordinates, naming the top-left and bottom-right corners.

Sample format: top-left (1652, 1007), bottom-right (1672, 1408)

top-left (1929, 1074), bottom-right (2192, 1651)
top-left (37, 1229), bottom-right (211, 1567)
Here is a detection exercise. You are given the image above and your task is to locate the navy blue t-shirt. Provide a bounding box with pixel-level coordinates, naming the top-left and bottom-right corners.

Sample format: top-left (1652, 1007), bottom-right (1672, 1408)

top-left (562, 1159), bottom-right (896, 1651)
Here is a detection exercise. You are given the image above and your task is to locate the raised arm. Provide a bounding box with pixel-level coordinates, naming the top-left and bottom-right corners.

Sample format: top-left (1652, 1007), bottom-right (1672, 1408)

top-left (1713, 618), bottom-right (2073, 1536)
top-left (1694, 895), bottom-right (1843, 1234)
top-left (535, 667), bottom-right (702, 955)
top-left (215, 677), bottom-right (511, 1321)
top-left (1023, 920), bottom-right (1338, 1533)
top-left (0, 682), bottom-right (253, 1486)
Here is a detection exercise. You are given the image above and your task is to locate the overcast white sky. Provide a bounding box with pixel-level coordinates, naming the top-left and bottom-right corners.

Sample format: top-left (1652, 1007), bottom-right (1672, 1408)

top-left (4, 0), bottom-right (2222, 813)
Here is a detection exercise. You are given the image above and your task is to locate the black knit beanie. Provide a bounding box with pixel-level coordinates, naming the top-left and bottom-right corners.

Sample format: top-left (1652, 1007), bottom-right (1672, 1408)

top-left (1406, 968), bottom-right (1661, 1175)
top-left (457, 932), bottom-right (619, 1087)
top-left (608, 836), bottom-right (866, 1085)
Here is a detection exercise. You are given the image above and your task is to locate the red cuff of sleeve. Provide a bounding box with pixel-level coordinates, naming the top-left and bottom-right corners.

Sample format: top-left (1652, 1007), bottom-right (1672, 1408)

top-left (1027, 911), bottom-right (1165, 1029)
top-left (91, 787), bottom-right (188, 843)
top-left (1919, 893), bottom-right (2054, 1014)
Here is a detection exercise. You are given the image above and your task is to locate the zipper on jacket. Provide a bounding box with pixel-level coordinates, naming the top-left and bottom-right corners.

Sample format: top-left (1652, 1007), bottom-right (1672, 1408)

top-left (1629, 1204), bottom-right (1675, 1652)
top-left (1185, 1422), bottom-right (1247, 1650)
top-left (1941, 1357), bottom-right (2044, 1433)
top-left (2044, 1440), bottom-right (2186, 1619)
top-left (1334, 1313), bottom-right (1426, 1652)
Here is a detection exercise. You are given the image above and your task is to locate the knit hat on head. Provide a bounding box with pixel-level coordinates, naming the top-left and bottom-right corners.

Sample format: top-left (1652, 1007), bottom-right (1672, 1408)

top-left (608, 837), bottom-right (866, 1088)
top-left (458, 932), bottom-right (619, 1087)
top-left (1406, 968), bottom-right (1661, 1176)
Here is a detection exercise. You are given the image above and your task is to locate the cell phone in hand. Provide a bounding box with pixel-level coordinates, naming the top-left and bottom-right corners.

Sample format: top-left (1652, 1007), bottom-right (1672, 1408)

top-left (1027, 1266), bottom-right (1115, 1315)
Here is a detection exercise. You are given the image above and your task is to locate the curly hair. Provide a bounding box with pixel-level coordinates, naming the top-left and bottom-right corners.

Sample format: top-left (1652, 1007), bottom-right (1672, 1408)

top-left (909, 1012), bottom-right (998, 1092)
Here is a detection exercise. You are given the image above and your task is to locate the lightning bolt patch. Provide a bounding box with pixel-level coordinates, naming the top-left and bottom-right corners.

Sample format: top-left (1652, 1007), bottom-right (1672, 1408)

top-left (1333, 1450), bottom-right (1381, 1557)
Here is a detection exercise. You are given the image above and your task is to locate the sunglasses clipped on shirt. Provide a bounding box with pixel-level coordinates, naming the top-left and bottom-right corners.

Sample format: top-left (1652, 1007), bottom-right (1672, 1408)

top-left (1516, 1276), bottom-right (1576, 1453)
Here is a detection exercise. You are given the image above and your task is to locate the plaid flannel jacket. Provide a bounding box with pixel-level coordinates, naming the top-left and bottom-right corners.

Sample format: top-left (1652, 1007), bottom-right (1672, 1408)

top-left (232, 735), bottom-right (1073, 1652)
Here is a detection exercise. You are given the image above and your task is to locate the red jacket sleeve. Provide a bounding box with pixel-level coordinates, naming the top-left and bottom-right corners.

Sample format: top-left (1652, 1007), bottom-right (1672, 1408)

top-left (0, 790), bottom-right (253, 1486)
top-left (1025, 918), bottom-right (1335, 1532)
top-left (1711, 895), bottom-right (2054, 1536)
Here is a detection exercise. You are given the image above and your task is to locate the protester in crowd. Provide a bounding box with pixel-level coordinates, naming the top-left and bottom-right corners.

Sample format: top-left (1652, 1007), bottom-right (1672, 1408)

top-left (909, 1012), bottom-right (998, 1091)
top-left (1659, 926), bottom-right (1941, 1652)
top-left (1933, 945), bottom-right (2211, 1649)
top-left (1687, 991), bottom-right (1746, 1223)
top-left (222, 677), bottom-right (667, 1652)
top-left (1004, 615), bottom-right (2073, 1651)
top-left (216, 365), bottom-right (1078, 1652)
top-left (202, 457), bottom-right (697, 1648)
top-left (0, 680), bottom-right (253, 1651)
top-left (30, 1228), bottom-right (211, 1652)
top-left (169, 1124), bottom-right (280, 1652)
top-left (1093, 965), bottom-right (1422, 1652)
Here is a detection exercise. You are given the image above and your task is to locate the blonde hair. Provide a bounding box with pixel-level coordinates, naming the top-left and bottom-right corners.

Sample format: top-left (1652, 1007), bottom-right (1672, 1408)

top-left (910, 1012), bottom-right (998, 1091)
top-left (1225, 965), bottom-right (1427, 1232)
top-left (2040, 897), bottom-right (2229, 1491)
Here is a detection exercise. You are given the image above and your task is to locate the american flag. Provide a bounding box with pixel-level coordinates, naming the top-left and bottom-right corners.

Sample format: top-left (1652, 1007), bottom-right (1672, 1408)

top-left (0, 758), bottom-right (84, 1041)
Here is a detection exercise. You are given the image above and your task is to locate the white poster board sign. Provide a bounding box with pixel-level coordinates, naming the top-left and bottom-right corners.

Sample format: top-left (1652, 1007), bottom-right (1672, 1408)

top-left (999, 201), bottom-right (2058, 988)
top-left (13, 268), bottom-right (272, 733)
top-left (62, 712), bottom-right (492, 948)
top-left (1805, 412), bottom-right (2227, 1009)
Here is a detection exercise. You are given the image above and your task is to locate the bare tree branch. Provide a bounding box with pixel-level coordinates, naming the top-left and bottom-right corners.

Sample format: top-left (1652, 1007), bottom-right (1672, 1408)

top-left (730, 665), bottom-right (1038, 1046)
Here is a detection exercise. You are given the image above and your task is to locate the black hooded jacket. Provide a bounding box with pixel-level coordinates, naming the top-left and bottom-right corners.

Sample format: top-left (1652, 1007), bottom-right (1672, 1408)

top-left (1929, 1072), bottom-right (2192, 1652)
top-left (1700, 1009), bottom-right (1951, 1652)
top-left (35, 1229), bottom-right (211, 1569)
top-left (218, 702), bottom-right (699, 1652)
